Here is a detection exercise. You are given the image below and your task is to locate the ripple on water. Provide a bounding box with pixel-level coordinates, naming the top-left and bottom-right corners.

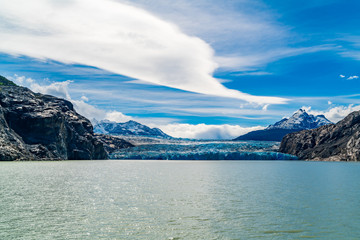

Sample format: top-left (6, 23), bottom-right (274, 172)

top-left (1, 161), bottom-right (360, 239)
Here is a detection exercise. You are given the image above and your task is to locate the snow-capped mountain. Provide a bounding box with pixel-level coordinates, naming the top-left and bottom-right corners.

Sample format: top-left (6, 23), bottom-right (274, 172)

top-left (267, 109), bottom-right (332, 130)
top-left (94, 120), bottom-right (172, 138)
top-left (234, 109), bottom-right (332, 141)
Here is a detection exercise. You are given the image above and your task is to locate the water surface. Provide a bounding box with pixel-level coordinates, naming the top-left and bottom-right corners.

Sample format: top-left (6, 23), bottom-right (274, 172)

top-left (1, 161), bottom-right (360, 239)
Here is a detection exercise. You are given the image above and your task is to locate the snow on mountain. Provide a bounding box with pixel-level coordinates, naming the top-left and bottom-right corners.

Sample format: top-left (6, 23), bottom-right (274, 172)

top-left (266, 109), bottom-right (332, 130)
top-left (234, 109), bottom-right (333, 141)
top-left (94, 120), bottom-right (172, 138)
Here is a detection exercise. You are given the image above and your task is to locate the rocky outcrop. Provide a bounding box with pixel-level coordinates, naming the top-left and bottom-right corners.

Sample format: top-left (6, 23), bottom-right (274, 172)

top-left (279, 111), bottom-right (360, 161)
top-left (95, 134), bottom-right (134, 155)
top-left (0, 77), bottom-right (107, 160)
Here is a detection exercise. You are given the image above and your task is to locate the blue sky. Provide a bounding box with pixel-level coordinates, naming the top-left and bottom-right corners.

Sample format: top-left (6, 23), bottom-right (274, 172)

top-left (0, 0), bottom-right (359, 139)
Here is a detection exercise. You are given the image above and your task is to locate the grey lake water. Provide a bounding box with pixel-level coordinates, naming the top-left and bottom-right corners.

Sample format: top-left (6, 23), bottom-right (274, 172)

top-left (1, 161), bottom-right (360, 239)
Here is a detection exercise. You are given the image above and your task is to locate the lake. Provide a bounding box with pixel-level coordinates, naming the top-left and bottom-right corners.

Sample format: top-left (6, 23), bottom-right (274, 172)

top-left (1, 160), bottom-right (360, 239)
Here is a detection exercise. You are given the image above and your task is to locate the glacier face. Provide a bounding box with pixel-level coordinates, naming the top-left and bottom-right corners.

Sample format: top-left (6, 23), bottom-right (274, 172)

top-left (110, 140), bottom-right (298, 160)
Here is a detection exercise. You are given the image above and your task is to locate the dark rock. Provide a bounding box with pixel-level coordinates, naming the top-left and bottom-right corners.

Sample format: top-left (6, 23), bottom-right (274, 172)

top-left (95, 134), bottom-right (134, 155)
top-left (0, 77), bottom-right (107, 160)
top-left (279, 111), bottom-right (360, 161)
top-left (235, 129), bottom-right (301, 142)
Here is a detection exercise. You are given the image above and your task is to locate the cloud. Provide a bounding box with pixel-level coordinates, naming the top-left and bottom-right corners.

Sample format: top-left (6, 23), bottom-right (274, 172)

top-left (124, 0), bottom-right (329, 72)
top-left (71, 100), bottom-right (106, 121)
top-left (215, 45), bottom-right (336, 71)
top-left (306, 104), bottom-right (360, 123)
top-left (124, 0), bottom-right (338, 72)
top-left (9, 75), bottom-right (268, 139)
top-left (10, 75), bottom-right (71, 98)
top-left (81, 95), bottom-right (89, 102)
top-left (338, 36), bottom-right (360, 61)
top-left (233, 71), bottom-right (273, 76)
top-left (347, 75), bottom-right (359, 80)
top-left (9, 75), bottom-right (107, 120)
top-left (9, 74), bottom-right (281, 122)
top-left (0, 0), bottom-right (287, 105)
top-left (104, 111), bottom-right (133, 123)
top-left (157, 123), bottom-right (264, 140)
top-left (30, 80), bottom-right (73, 100)
top-left (339, 74), bottom-right (345, 78)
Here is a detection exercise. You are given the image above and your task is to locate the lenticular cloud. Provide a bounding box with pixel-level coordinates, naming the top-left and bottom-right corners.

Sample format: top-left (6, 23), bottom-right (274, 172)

top-left (0, 0), bottom-right (287, 104)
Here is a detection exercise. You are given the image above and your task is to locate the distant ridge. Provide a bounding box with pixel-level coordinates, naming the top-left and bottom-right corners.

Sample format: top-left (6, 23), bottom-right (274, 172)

top-left (94, 120), bottom-right (172, 139)
top-left (234, 109), bottom-right (332, 142)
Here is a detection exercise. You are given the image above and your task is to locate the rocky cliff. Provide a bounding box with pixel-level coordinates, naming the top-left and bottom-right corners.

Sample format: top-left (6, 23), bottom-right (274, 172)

top-left (279, 111), bottom-right (360, 161)
top-left (95, 134), bottom-right (134, 155)
top-left (0, 77), bottom-right (108, 160)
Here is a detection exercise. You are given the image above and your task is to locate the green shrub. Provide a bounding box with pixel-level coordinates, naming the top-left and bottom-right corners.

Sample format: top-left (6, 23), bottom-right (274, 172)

top-left (0, 75), bottom-right (17, 86)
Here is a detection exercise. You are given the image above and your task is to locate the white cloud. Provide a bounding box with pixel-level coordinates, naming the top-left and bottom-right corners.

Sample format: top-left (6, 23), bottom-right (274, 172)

top-left (307, 104), bottom-right (360, 123)
top-left (31, 81), bottom-right (73, 100)
top-left (9, 75), bottom-right (116, 121)
top-left (123, 0), bottom-right (333, 72)
top-left (347, 75), bottom-right (359, 80)
top-left (71, 100), bottom-right (105, 121)
top-left (215, 45), bottom-right (335, 71)
top-left (104, 111), bottom-right (133, 123)
top-left (81, 95), bottom-right (89, 102)
top-left (339, 36), bottom-right (360, 61)
top-left (10, 75), bottom-right (72, 99)
top-left (0, 0), bottom-right (287, 105)
top-left (9, 74), bottom-right (269, 139)
top-left (157, 123), bottom-right (264, 140)
top-left (339, 74), bottom-right (345, 78)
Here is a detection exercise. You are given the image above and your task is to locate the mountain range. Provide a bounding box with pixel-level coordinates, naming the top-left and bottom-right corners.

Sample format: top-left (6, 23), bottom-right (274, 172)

top-left (2, 72), bottom-right (358, 161)
top-left (94, 120), bottom-right (172, 138)
top-left (234, 109), bottom-right (332, 141)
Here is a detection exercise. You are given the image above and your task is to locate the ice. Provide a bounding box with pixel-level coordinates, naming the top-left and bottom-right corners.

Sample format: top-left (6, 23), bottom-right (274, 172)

top-left (110, 140), bottom-right (298, 160)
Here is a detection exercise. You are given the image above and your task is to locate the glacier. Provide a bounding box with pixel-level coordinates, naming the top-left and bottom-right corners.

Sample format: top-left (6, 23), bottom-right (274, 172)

top-left (110, 140), bottom-right (298, 160)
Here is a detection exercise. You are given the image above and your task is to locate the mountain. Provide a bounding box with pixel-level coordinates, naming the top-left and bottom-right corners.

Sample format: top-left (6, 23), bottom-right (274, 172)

top-left (0, 75), bottom-right (107, 160)
top-left (94, 120), bottom-right (172, 138)
top-left (267, 109), bottom-right (331, 130)
top-left (234, 109), bottom-right (332, 141)
top-left (280, 110), bottom-right (360, 161)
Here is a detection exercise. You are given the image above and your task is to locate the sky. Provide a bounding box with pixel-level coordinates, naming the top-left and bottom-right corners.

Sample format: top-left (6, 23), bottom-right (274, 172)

top-left (0, 0), bottom-right (359, 139)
